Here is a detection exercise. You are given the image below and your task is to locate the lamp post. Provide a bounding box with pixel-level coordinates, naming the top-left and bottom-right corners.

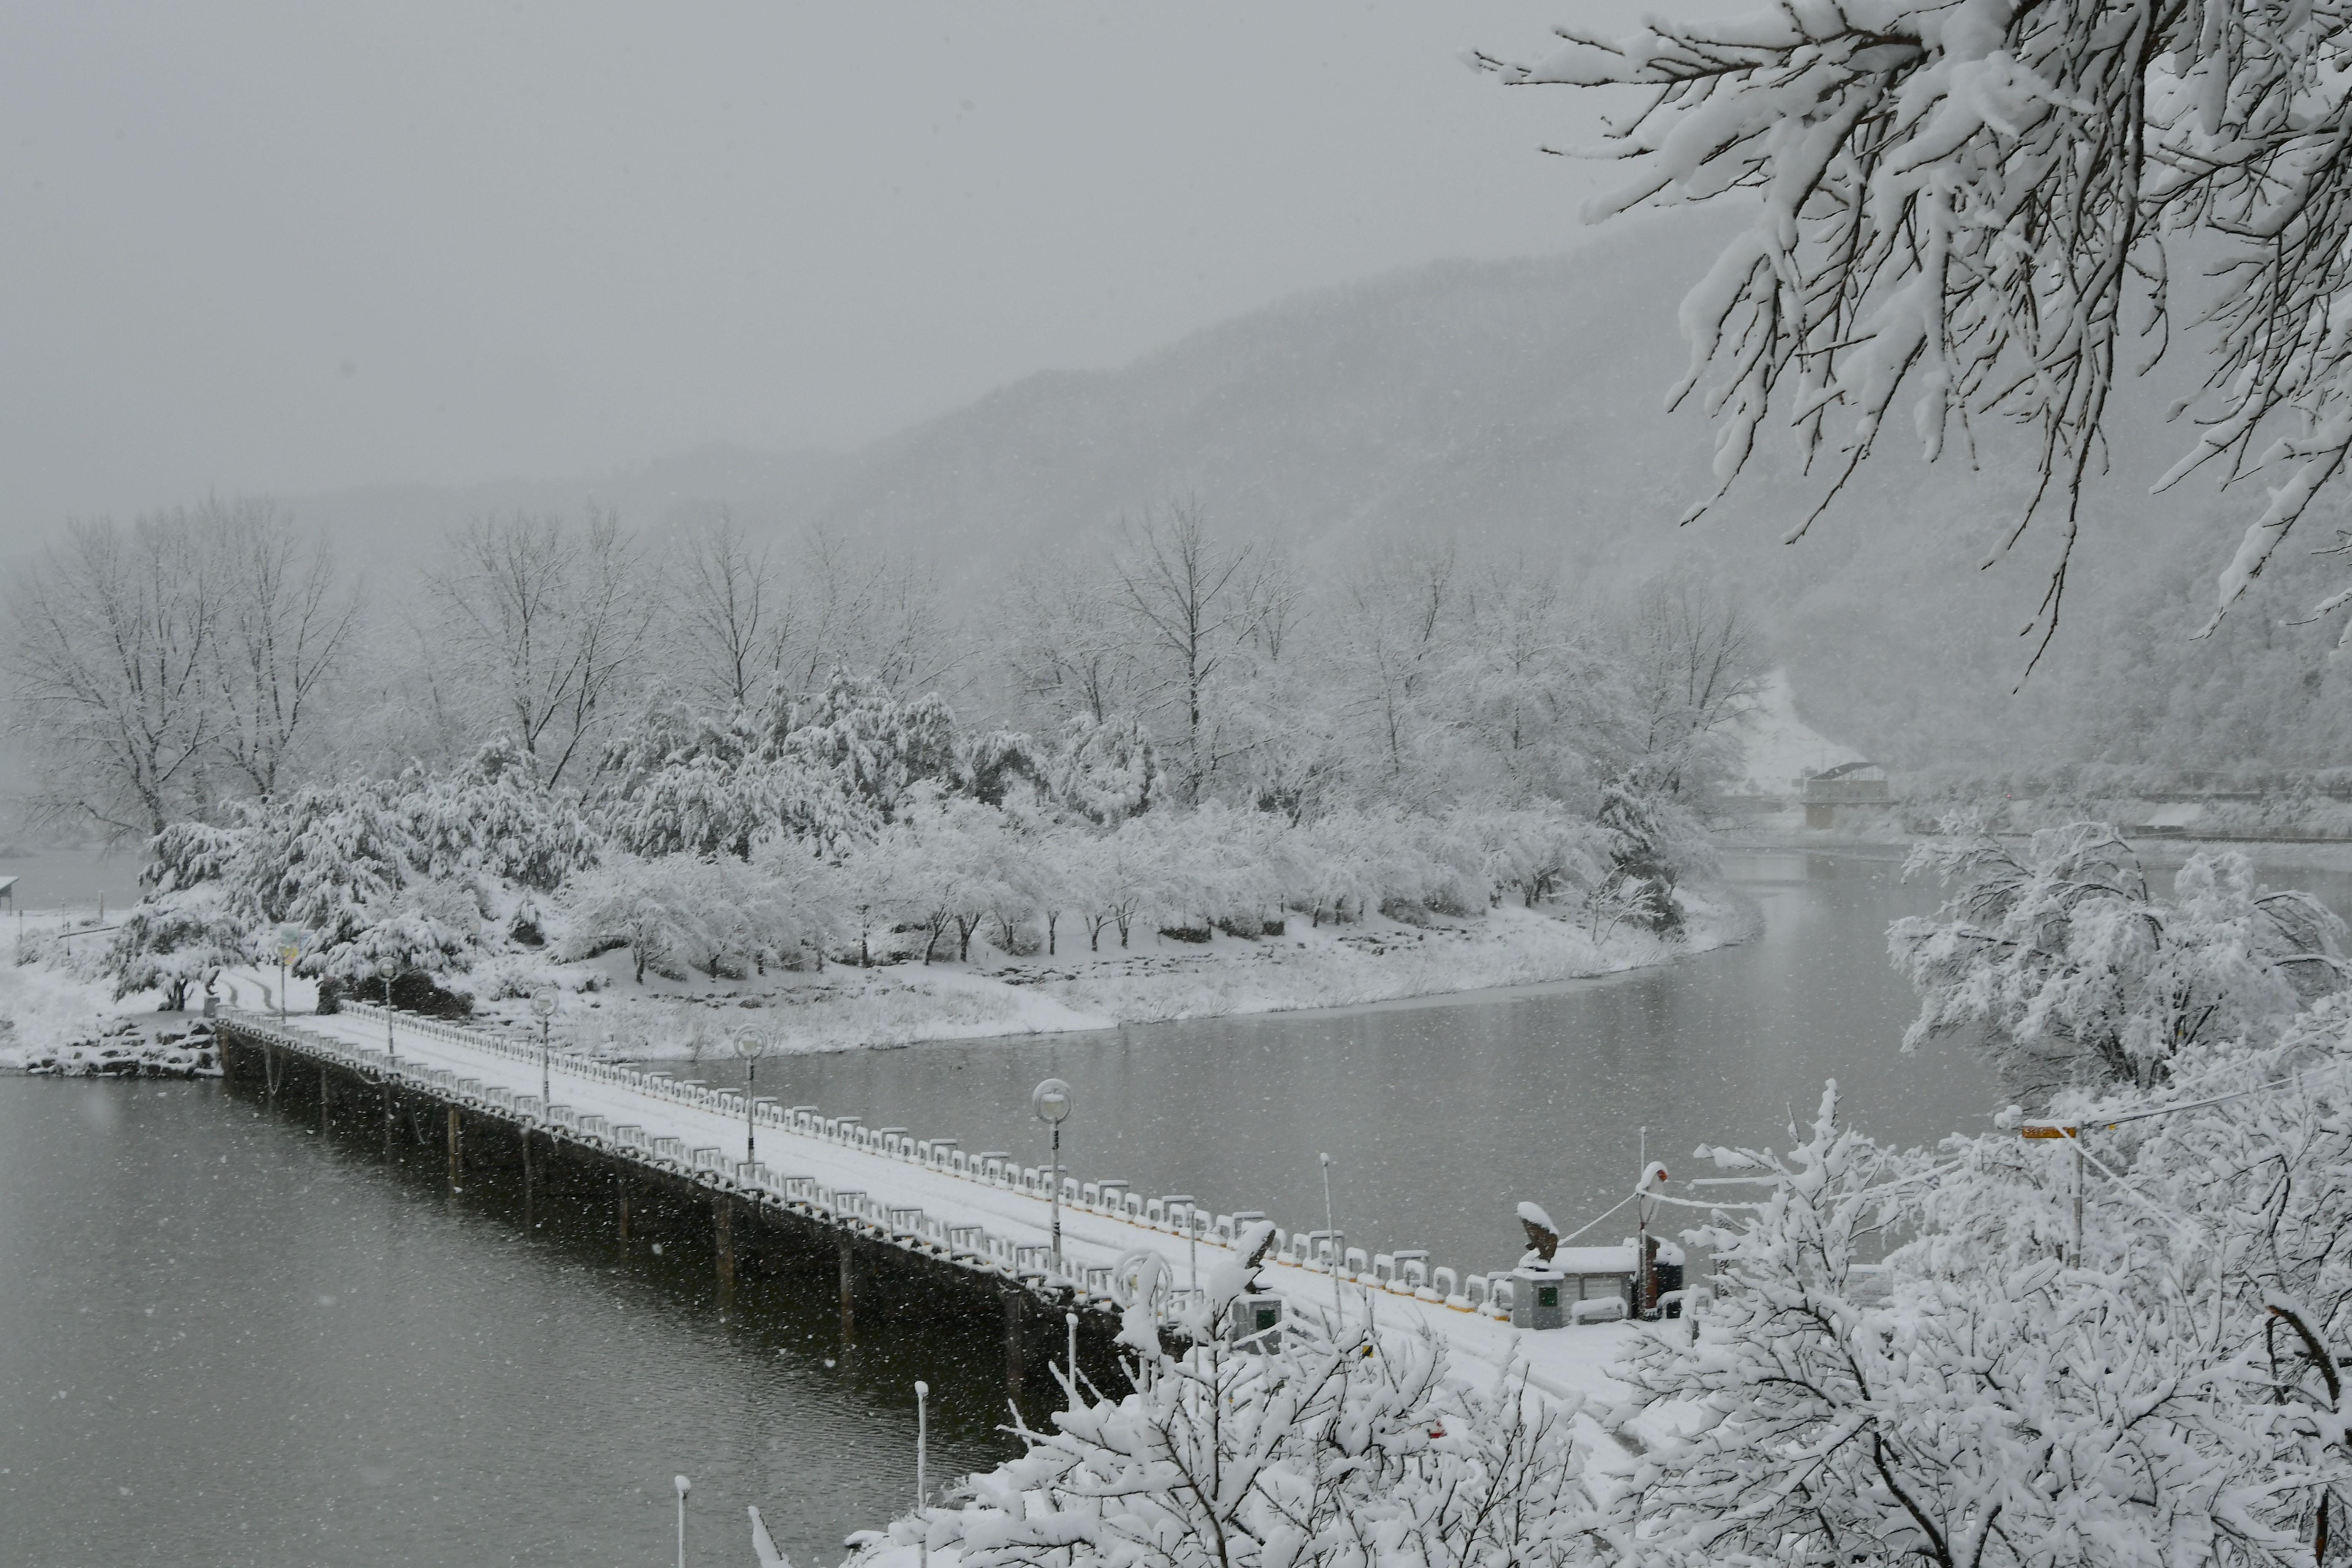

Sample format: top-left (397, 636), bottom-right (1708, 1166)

top-left (1320, 1152), bottom-right (1342, 1323)
top-left (732, 1026), bottom-right (769, 1163)
top-left (275, 925), bottom-right (301, 1026)
top-left (1032, 1077), bottom-right (1072, 1267)
top-left (531, 987), bottom-right (558, 1108)
top-left (376, 957), bottom-right (398, 1060)
top-left (915, 1380), bottom-right (931, 1568)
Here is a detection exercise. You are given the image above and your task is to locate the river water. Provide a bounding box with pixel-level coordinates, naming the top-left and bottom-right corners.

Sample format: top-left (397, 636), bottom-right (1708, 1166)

top-left (7, 847), bottom-right (2344, 1564)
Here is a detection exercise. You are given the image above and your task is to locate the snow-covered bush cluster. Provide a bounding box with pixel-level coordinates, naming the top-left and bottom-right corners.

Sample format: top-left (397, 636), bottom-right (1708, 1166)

top-left (845, 1241), bottom-right (1594, 1568)
top-left (1609, 1060), bottom-right (2352, 1568)
top-left (1892, 822), bottom-right (2345, 1093)
top-left (98, 669), bottom-right (1712, 1006)
top-left (42, 508), bottom-right (1750, 1009)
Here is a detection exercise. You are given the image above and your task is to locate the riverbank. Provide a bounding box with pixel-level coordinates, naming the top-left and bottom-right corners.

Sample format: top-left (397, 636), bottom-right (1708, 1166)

top-left (0, 888), bottom-right (1756, 1067)
top-left (466, 887), bottom-right (1758, 1059)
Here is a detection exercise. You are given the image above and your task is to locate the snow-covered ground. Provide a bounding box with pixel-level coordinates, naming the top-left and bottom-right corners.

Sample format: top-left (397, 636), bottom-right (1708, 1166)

top-left (3, 891), bottom-right (1750, 1067)
top-left (0, 951), bottom-right (125, 1067)
top-left (469, 891), bottom-right (1751, 1059)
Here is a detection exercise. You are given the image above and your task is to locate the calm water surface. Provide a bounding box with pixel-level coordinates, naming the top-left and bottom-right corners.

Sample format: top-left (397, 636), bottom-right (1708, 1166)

top-left (10, 847), bottom-right (2346, 1565)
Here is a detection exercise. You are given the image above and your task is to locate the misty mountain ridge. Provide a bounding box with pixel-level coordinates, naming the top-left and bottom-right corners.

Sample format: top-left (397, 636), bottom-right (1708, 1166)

top-left (273, 207), bottom-right (2352, 779)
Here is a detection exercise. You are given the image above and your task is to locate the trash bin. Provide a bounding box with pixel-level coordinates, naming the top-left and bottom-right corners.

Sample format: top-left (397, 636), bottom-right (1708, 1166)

top-left (1508, 1266), bottom-right (1567, 1330)
top-left (1226, 1293), bottom-right (1282, 1353)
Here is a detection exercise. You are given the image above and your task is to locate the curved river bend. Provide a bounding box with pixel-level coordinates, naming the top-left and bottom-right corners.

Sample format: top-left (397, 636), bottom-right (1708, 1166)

top-left (11, 849), bottom-right (2331, 1564)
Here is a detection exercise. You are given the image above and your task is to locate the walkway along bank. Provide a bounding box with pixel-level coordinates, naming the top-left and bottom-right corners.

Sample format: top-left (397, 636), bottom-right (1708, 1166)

top-left (212, 1005), bottom-right (1649, 1412)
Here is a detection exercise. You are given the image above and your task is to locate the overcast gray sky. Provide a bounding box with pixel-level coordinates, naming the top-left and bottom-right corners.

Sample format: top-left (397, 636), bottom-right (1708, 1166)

top-left (0, 4), bottom-right (1631, 530)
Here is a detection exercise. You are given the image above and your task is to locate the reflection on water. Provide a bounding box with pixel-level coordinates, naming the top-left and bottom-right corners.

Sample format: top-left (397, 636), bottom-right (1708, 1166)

top-left (0, 1080), bottom-right (1023, 1567)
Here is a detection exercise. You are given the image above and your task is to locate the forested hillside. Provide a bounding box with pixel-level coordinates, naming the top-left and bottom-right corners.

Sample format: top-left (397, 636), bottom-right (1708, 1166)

top-left (63, 209), bottom-right (2352, 779)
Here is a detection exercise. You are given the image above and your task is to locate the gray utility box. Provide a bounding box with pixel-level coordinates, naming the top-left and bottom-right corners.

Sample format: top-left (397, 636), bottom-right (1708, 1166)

top-left (1226, 1293), bottom-right (1283, 1353)
top-left (1510, 1266), bottom-right (1568, 1331)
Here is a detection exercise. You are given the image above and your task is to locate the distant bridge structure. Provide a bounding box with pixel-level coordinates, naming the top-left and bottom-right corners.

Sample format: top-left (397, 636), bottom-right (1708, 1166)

top-left (1802, 761), bottom-right (1892, 828)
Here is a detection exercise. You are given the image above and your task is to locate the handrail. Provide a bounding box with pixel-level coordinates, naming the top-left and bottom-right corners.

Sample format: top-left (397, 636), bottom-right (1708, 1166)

top-left (221, 1004), bottom-right (1523, 1320)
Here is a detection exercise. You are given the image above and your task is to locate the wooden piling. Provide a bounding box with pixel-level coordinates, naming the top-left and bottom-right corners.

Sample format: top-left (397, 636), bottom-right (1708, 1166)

top-left (715, 1197), bottom-right (735, 1298)
top-left (382, 1087), bottom-right (395, 1158)
top-left (523, 1131), bottom-right (536, 1227)
top-left (615, 1175), bottom-right (631, 1247)
top-left (446, 1106), bottom-right (462, 1184)
top-left (838, 1233), bottom-right (855, 1335)
top-left (320, 1065), bottom-right (330, 1132)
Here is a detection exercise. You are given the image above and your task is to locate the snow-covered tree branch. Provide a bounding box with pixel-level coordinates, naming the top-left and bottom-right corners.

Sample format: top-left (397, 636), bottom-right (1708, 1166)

top-left (1474, 0), bottom-right (2352, 659)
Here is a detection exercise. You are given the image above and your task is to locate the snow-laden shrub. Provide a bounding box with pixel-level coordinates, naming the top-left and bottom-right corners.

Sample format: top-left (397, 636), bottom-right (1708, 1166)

top-left (1609, 1066), bottom-right (2352, 1568)
top-left (899, 1297), bottom-right (1594, 1568)
top-left (1892, 822), bottom-right (2344, 1090)
top-left (1051, 712), bottom-right (1163, 826)
top-left (103, 883), bottom-right (248, 1010)
top-left (562, 848), bottom-right (840, 982)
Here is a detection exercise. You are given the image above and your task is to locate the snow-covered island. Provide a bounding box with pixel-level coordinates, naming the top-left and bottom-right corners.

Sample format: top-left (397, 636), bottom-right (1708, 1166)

top-left (5, 530), bottom-right (1759, 1067)
top-left (3, 833), bottom-right (1744, 1070)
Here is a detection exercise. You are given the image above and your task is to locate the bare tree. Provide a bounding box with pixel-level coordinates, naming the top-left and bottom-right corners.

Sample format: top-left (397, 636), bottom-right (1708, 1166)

top-left (859, 556), bottom-right (964, 697)
top-left (673, 514), bottom-right (779, 713)
top-left (1617, 574), bottom-right (1764, 796)
top-left (1114, 499), bottom-right (1258, 799)
top-left (1243, 541), bottom-right (1304, 662)
top-left (208, 499), bottom-right (359, 798)
top-left (6, 514), bottom-right (223, 841)
top-left (1332, 542), bottom-right (1458, 779)
top-left (1003, 555), bottom-right (1132, 723)
top-left (776, 526), bottom-right (878, 698)
top-left (426, 509), bottom-right (661, 787)
top-left (763, 527), bottom-right (963, 705)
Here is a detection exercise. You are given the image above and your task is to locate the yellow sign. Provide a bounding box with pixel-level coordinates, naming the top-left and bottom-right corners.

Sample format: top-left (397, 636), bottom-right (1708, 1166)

top-left (2020, 1121), bottom-right (2078, 1139)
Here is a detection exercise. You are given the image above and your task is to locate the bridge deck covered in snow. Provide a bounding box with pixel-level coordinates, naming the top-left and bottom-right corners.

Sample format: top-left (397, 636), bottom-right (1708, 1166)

top-left (213, 1004), bottom-right (1640, 1407)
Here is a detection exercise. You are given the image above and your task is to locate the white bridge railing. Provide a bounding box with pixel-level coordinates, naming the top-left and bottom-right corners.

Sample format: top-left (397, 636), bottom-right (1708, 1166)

top-left (226, 1004), bottom-right (1550, 1320)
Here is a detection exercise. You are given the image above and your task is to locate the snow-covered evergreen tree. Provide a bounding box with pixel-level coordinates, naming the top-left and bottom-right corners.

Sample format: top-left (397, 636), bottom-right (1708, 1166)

top-left (404, 739), bottom-right (599, 892)
top-left (780, 667), bottom-right (963, 818)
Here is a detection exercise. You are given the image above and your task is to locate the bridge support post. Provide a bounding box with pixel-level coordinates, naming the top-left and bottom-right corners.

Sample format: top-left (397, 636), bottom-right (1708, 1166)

top-left (1003, 1290), bottom-right (1024, 1401)
top-left (382, 1087), bottom-right (395, 1158)
top-left (838, 1233), bottom-right (855, 1336)
top-left (523, 1131), bottom-right (536, 1228)
top-left (715, 1198), bottom-right (735, 1302)
top-left (263, 1044), bottom-right (279, 1099)
top-left (615, 1175), bottom-right (630, 1247)
top-left (446, 1107), bottom-right (462, 1186)
top-left (320, 1065), bottom-right (330, 1133)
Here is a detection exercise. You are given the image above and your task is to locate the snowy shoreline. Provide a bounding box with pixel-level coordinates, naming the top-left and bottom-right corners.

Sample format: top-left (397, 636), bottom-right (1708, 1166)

top-left (465, 885), bottom-right (1758, 1061)
top-left (0, 888), bottom-right (1756, 1070)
